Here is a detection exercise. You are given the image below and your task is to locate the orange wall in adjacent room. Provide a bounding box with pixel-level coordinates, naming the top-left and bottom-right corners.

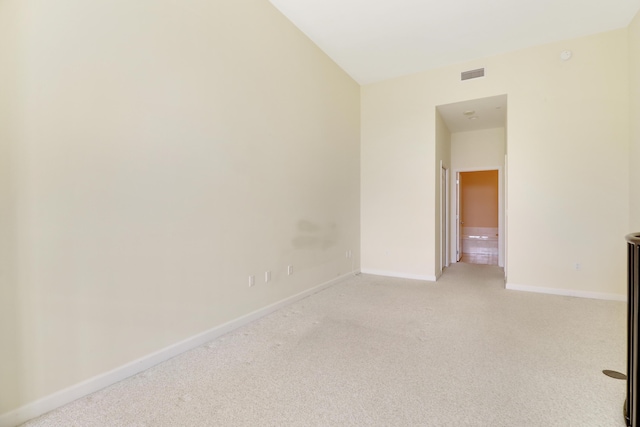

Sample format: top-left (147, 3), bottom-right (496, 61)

top-left (461, 170), bottom-right (498, 228)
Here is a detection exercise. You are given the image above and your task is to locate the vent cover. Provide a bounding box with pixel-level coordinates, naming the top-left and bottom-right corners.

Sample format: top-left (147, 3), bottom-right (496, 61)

top-left (461, 68), bottom-right (485, 81)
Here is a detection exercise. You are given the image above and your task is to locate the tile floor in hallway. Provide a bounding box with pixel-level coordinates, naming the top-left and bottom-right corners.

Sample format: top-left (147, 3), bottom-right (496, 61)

top-left (461, 252), bottom-right (499, 265)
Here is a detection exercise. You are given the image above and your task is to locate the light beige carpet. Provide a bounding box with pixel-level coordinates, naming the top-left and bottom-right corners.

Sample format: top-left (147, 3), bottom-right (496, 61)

top-left (23, 263), bottom-right (627, 426)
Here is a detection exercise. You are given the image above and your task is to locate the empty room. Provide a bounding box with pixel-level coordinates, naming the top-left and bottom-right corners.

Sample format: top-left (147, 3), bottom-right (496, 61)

top-left (2, 0), bottom-right (640, 426)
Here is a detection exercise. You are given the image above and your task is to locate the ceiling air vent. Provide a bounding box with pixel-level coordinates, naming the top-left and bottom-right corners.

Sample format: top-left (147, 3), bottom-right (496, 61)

top-left (461, 68), bottom-right (485, 81)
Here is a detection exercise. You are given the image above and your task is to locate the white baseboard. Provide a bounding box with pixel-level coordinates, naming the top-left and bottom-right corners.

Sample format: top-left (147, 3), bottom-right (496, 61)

top-left (360, 268), bottom-right (437, 282)
top-left (0, 271), bottom-right (357, 427)
top-left (506, 283), bottom-right (626, 302)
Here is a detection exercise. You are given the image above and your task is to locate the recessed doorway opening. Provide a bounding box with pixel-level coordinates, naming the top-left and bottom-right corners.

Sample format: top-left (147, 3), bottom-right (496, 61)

top-left (435, 94), bottom-right (507, 275)
top-left (458, 170), bottom-right (499, 266)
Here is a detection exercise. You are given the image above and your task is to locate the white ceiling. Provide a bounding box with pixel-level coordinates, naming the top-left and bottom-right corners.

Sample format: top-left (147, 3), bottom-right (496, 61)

top-left (437, 94), bottom-right (507, 133)
top-left (269, 0), bottom-right (640, 84)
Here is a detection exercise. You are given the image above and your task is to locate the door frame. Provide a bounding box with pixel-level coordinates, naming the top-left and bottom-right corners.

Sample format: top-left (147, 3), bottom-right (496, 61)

top-left (451, 166), bottom-right (505, 267)
top-left (440, 162), bottom-right (450, 273)
top-left (456, 171), bottom-right (462, 262)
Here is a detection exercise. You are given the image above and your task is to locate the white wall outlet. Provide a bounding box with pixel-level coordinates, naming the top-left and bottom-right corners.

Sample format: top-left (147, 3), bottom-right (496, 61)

top-left (287, 265), bottom-right (293, 275)
top-left (265, 271), bottom-right (271, 282)
top-left (574, 262), bottom-right (581, 271)
top-left (249, 275), bottom-right (255, 287)
top-left (346, 250), bottom-right (352, 259)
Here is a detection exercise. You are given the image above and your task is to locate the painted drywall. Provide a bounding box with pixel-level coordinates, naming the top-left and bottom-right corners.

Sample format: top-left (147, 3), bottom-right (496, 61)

top-left (361, 29), bottom-right (629, 296)
top-left (451, 127), bottom-right (506, 171)
top-left (0, 0), bottom-right (26, 415)
top-left (0, 0), bottom-right (360, 416)
top-left (631, 10), bottom-right (640, 232)
top-left (461, 171), bottom-right (499, 228)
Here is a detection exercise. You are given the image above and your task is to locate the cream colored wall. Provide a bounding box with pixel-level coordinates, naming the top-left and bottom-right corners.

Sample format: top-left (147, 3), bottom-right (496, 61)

top-left (451, 128), bottom-right (506, 171)
top-left (631, 11), bottom-right (640, 232)
top-left (0, 0), bottom-right (360, 415)
top-left (0, 0), bottom-right (26, 414)
top-left (360, 77), bottom-right (435, 279)
top-left (362, 29), bottom-right (629, 296)
top-left (450, 128), bottom-right (506, 265)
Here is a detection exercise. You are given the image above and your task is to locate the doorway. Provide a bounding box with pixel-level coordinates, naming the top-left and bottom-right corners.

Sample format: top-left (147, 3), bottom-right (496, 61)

top-left (435, 94), bottom-right (507, 275)
top-left (457, 170), bottom-right (499, 265)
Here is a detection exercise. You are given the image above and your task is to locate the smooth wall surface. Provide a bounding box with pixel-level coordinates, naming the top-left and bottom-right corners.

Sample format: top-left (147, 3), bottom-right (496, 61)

top-left (0, 0), bottom-right (26, 415)
top-left (0, 0), bottom-right (360, 415)
top-left (451, 128), bottom-right (506, 171)
top-left (631, 11), bottom-right (640, 232)
top-left (361, 29), bottom-right (629, 296)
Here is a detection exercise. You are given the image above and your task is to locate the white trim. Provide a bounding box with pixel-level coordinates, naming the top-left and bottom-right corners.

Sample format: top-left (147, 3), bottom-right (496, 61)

top-left (361, 269), bottom-right (437, 282)
top-left (506, 283), bottom-right (626, 302)
top-left (0, 272), bottom-right (357, 427)
top-left (439, 161), bottom-right (450, 271)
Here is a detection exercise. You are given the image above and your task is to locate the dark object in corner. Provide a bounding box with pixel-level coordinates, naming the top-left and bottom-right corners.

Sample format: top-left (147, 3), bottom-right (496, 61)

top-left (625, 233), bottom-right (640, 426)
top-left (604, 370), bottom-right (627, 380)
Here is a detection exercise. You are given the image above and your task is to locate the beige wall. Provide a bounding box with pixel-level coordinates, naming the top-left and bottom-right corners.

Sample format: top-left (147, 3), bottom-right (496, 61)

top-left (631, 11), bottom-right (640, 232)
top-left (362, 29), bottom-right (630, 296)
top-left (360, 76), bottom-right (435, 279)
top-left (451, 127), bottom-right (506, 171)
top-left (0, 0), bottom-right (360, 415)
top-left (0, 0), bottom-right (26, 415)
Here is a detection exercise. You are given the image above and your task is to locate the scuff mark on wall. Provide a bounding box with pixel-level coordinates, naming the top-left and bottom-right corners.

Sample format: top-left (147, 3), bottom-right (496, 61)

top-left (292, 220), bottom-right (338, 250)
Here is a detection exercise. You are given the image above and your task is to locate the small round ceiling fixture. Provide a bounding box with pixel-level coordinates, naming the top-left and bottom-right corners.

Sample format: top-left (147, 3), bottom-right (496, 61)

top-left (560, 50), bottom-right (572, 61)
top-left (463, 110), bottom-right (476, 116)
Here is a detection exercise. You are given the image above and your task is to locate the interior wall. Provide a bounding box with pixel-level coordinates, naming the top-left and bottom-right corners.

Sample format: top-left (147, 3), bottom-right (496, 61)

top-left (0, 0), bottom-right (360, 415)
top-left (361, 29), bottom-right (629, 296)
top-left (360, 76), bottom-right (435, 280)
top-left (461, 171), bottom-right (499, 228)
top-left (631, 10), bottom-right (640, 232)
top-left (0, 0), bottom-right (26, 414)
top-left (451, 128), bottom-right (506, 171)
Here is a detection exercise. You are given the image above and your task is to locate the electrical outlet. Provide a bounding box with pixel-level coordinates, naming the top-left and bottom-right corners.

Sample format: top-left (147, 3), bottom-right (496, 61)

top-left (346, 250), bottom-right (352, 259)
top-left (574, 263), bottom-right (581, 271)
top-left (265, 271), bottom-right (271, 282)
top-left (287, 265), bottom-right (293, 275)
top-left (249, 275), bottom-right (255, 287)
